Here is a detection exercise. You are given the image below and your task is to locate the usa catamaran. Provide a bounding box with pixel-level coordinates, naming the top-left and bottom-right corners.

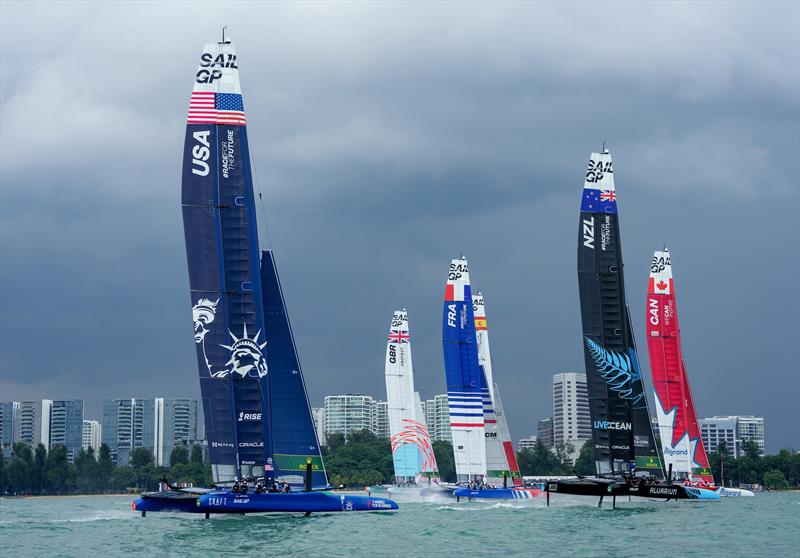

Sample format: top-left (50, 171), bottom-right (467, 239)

top-left (545, 149), bottom-right (718, 506)
top-left (133, 35), bottom-right (397, 516)
top-left (647, 248), bottom-right (753, 497)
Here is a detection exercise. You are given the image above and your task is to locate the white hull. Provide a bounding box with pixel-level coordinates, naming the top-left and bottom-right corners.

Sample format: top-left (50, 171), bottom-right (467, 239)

top-left (715, 487), bottom-right (755, 497)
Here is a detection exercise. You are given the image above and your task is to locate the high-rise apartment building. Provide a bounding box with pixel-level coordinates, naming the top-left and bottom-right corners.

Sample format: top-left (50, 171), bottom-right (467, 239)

top-left (736, 416), bottom-right (765, 455)
top-left (374, 400), bottom-right (390, 438)
top-left (424, 394), bottom-right (451, 443)
top-left (552, 373), bottom-right (591, 447)
top-left (537, 417), bottom-right (554, 449)
top-left (311, 407), bottom-right (326, 446)
top-left (518, 436), bottom-right (538, 450)
top-left (49, 399), bottom-right (84, 462)
top-left (16, 400), bottom-right (52, 449)
top-left (159, 398), bottom-right (199, 466)
top-left (323, 395), bottom-right (376, 439)
top-left (0, 401), bottom-right (18, 457)
top-left (82, 420), bottom-right (102, 452)
top-left (700, 415), bottom-right (765, 458)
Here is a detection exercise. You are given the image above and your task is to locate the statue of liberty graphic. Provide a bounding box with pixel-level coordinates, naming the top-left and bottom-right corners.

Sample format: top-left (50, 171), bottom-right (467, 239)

top-left (192, 298), bottom-right (268, 379)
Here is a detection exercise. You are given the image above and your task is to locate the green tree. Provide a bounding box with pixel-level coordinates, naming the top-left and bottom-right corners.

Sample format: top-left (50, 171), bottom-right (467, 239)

top-left (324, 432), bottom-right (346, 452)
top-left (97, 443), bottom-right (113, 491)
top-left (574, 440), bottom-right (595, 476)
top-left (170, 445), bottom-right (189, 467)
top-left (111, 466), bottom-right (136, 491)
top-left (190, 444), bottom-right (204, 465)
top-left (75, 448), bottom-right (99, 493)
top-left (6, 456), bottom-right (29, 494)
top-left (432, 441), bottom-right (456, 483)
top-left (130, 448), bottom-right (154, 469)
top-left (45, 445), bottom-right (74, 494)
top-left (742, 440), bottom-right (761, 460)
top-left (517, 440), bottom-right (564, 476)
top-left (32, 443), bottom-right (47, 494)
top-left (322, 429), bottom-right (393, 487)
top-left (763, 469), bottom-right (789, 490)
top-left (0, 451), bottom-right (6, 494)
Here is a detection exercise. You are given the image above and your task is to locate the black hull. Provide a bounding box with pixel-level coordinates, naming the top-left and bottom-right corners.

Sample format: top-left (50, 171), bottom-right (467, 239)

top-left (545, 478), bottom-right (718, 501)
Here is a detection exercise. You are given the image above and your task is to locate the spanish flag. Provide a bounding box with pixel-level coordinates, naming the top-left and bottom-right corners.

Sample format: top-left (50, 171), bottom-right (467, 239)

top-left (475, 317), bottom-right (488, 331)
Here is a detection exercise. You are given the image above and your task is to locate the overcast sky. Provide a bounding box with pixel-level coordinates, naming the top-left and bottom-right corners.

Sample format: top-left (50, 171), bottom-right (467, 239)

top-left (1, 2), bottom-right (798, 452)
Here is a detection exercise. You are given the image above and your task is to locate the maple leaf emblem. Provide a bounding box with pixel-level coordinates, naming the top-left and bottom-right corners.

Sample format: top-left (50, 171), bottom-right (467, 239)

top-left (657, 280), bottom-right (668, 290)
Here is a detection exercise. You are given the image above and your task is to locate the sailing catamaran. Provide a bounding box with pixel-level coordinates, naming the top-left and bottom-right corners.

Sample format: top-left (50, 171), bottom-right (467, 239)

top-left (133, 35), bottom-right (397, 516)
top-left (383, 310), bottom-right (446, 497)
top-left (545, 149), bottom-right (718, 506)
top-left (647, 249), bottom-right (753, 497)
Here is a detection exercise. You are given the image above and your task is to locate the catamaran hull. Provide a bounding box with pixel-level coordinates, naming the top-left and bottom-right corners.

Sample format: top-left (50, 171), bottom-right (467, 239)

top-left (453, 487), bottom-right (544, 501)
top-left (133, 491), bottom-right (206, 514)
top-left (197, 491), bottom-right (399, 513)
top-left (386, 485), bottom-right (456, 500)
top-left (546, 479), bottom-right (719, 501)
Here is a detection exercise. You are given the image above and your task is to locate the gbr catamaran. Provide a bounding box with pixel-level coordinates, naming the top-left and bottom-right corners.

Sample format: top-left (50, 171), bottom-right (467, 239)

top-left (382, 310), bottom-right (450, 498)
top-left (545, 149), bottom-right (718, 507)
top-left (133, 35), bottom-right (397, 516)
top-left (647, 249), bottom-right (753, 497)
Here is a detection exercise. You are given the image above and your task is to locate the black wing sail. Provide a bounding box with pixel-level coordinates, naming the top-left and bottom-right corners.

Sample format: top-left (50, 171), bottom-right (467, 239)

top-left (577, 150), bottom-right (663, 478)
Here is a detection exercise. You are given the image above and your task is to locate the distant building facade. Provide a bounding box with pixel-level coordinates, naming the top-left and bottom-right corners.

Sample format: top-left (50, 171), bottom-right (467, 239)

top-left (82, 420), bottom-right (102, 452)
top-left (518, 436), bottom-right (538, 450)
top-left (537, 417), bottom-right (554, 449)
top-left (374, 400), bottom-right (389, 438)
top-left (49, 399), bottom-right (84, 462)
top-left (159, 398), bottom-right (199, 466)
top-left (425, 394), bottom-right (452, 443)
top-left (323, 394), bottom-right (376, 439)
top-left (16, 400), bottom-right (52, 449)
top-left (552, 372), bottom-right (591, 447)
top-left (0, 401), bottom-right (18, 457)
top-left (700, 415), bottom-right (765, 458)
top-left (311, 407), bottom-right (326, 446)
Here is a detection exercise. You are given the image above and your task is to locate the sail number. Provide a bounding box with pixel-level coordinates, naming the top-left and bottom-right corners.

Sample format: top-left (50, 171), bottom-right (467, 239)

top-left (191, 130), bottom-right (211, 176)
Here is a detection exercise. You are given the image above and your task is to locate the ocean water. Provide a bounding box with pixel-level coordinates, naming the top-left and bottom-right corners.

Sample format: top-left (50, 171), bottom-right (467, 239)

top-left (1, 492), bottom-right (797, 557)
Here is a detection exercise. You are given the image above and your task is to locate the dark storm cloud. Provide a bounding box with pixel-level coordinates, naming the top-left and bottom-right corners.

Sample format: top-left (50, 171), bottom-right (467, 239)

top-left (1, 2), bottom-right (797, 451)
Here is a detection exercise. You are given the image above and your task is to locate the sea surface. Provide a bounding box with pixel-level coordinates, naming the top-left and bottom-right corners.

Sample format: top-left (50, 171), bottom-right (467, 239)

top-left (1, 491), bottom-right (798, 557)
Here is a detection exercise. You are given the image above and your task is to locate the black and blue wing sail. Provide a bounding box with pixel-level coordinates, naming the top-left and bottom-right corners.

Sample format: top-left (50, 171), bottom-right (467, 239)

top-left (260, 250), bottom-right (328, 489)
top-left (182, 42), bottom-right (271, 482)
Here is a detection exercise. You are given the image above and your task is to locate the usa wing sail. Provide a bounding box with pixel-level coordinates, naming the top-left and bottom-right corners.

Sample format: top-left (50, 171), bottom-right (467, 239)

top-left (183, 41), bottom-right (270, 482)
top-left (442, 257), bottom-right (487, 482)
top-left (577, 150), bottom-right (662, 477)
top-left (646, 249), bottom-right (713, 483)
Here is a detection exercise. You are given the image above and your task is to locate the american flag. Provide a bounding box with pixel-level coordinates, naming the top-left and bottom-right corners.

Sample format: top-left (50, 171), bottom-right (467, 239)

top-left (187, 92), bottom-right (247, 126)
top-left (388, 329), bottom-right (410, 343)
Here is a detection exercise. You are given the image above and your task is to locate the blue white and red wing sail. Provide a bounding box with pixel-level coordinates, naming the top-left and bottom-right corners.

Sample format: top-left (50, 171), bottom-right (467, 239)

top-left (442, 257), bottom-right (487, 482)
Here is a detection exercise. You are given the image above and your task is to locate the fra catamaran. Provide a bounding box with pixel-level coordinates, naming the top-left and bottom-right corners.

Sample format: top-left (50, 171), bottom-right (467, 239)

top-left (545, 149), bottom-right (718, 507)
top-left (647, 249), bottom-right (753, 497)
top-left (133, 35), bottom-right (397, 516)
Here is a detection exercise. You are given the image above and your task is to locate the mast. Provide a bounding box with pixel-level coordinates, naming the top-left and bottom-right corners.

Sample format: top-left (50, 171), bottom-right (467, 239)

top-left (442, 257), bottom-right (487, 483)
top-left (183, 39), bottom-right (271, 482)
top-left (576, 148), bottom-right (663, 478)
top-left (646, 248), bottom-right (713, 483)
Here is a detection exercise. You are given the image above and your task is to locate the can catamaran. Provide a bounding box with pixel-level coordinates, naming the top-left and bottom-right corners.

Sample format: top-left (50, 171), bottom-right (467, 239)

top-left (647, 249), bottom-right (753, 497)
top-left (133, 35), bottom-right (397, 515)
top-left (383, 310), bottom-right (446, 498)
top-left (545, 149), bottom-right (718, 506)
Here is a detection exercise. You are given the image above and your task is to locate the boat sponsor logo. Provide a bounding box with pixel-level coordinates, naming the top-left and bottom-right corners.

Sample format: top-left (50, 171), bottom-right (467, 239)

top-left (233, 497), bottom-right (250, 504)
top-left (448, 261), bottom-right (469, 281)
top-left (196, 53), bottom-right (238, 84)
top-left (600, 215), bottom-right (611, 251)
top-left (391, 313), bottom-right (407, 328)
top-left (648, 298), bottom-right (659, 326)
top-left (221, 129), bottom-right (236, 179)
top-left (238, 412), bottom-right (262, 421)
top-left (664, 447), bottom-right (688, 456)
top-left (593, 420), bottom-right (632, 431)
top-left (485, 432), bottom-right (497, 438)
top-left (208, 496), bottom-right (227, 506)
top-left (446, 304), bottom-right (457, 328)
top-left (717, 488), bottom-right (741, 497)
top-left (241, 460), bottom-right (255, 465)
top-left (633, 435), bottom-right (650, 448)
top-left (582, 217), bottom-right (595, 249)
top-left (238, 441), bottom-right (264, 448)
top-left (585, 158), bottom-right (613, 183)
top-left (649, 487), bottom-right (678, 496)
top-left (367, 499), bottom-right (392, 509)
top-left (211, 441), bottom-right (234, 448)
top-left (191, 130), bottom-right (211, 176)
top-left (651, 254), bottom-right (671, 273)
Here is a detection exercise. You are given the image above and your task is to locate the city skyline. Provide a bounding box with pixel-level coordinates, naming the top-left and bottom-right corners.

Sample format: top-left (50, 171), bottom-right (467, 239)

top-left (1, 3), bottom-right (798, 454)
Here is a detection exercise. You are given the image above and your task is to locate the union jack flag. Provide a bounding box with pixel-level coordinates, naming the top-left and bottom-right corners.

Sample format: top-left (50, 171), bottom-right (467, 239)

top-left (388, 329), bottom-right (410, 343)
top-left (600, 190), bottom-right (616, 202)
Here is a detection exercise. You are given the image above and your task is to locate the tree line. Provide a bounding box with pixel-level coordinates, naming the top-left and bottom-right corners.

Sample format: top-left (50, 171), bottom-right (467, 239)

top-left (0, 442), bottom-right (211, 496)
top-left (2, 434), bottom-right (796, 495)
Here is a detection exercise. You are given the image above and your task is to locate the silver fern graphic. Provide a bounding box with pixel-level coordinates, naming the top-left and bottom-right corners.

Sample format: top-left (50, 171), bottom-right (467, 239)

top-left (585, 337), bottom-right (645, 407)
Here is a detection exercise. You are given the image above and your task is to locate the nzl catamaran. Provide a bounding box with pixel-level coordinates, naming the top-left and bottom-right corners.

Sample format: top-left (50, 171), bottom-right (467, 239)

top-left (133, 34), bottom-right (397, 516)
top-left (545, 149), bottom-right (718, 507)
top-left (647, 249), bottom-right (753, 497)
